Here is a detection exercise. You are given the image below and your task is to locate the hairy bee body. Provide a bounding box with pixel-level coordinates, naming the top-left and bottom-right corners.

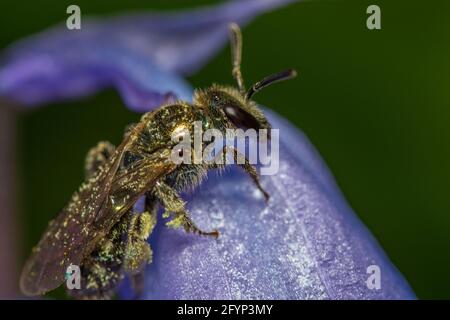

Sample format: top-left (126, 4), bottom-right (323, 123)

top-left (69, 99), bottom-right (227, 299)
top-left (19, 23), bottom-right (296, 299)
top-left (70, 142), bottom-right (157, 299)
top-left (73, 102), bottom-right (208, 299)
top-left (138, 102), bottom-right (211, 191)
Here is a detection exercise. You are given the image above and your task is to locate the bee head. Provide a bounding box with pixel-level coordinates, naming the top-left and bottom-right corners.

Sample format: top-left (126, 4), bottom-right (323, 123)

top-left (194, 85), bottom-right (271, 132)
top-left (193, 23), bottom-right (296, 134)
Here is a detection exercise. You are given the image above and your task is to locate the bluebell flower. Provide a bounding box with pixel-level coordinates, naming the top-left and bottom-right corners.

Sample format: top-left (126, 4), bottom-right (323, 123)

top-left (0, 0), bottom-right (415, 299)
top-left (0, 0), bottom-right (296, 112)
top-left (125, 108), bottom-right (415, 299)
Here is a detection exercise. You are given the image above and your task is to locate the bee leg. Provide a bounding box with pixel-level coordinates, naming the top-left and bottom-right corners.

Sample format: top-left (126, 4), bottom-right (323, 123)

top-left (123, 210), bottom-right (156, 275)
top-left (121, 196), bottom-right (157, 299)
top-left (152, 182), bottom-right (219, 238)
top-left (211, 146), bottom-right (269, 202)
top-left (84, 141), bottom-right (116, 179)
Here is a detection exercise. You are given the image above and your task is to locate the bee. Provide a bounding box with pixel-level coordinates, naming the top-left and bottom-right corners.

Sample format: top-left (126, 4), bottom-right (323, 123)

top-left (19, 23), bottom-right (296, 299)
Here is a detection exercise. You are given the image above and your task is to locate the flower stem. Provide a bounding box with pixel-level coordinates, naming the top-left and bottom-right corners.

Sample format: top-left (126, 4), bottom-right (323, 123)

top-left (0, 103), bottom-right (19, 298)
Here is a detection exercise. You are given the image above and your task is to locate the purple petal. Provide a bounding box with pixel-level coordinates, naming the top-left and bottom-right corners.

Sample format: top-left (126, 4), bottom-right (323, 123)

top-left (122, 110), bottom-right (415, 300)
top-left (1, 0), bottom-right (413, 300)
top-left (0, 0), bottom-right (297, 111)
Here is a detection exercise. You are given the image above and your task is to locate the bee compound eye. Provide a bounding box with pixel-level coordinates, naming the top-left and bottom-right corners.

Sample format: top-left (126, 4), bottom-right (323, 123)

top-left (224, 103), bottom-right (260, 131)
top-left (225, 106), bottom-right (237, 117)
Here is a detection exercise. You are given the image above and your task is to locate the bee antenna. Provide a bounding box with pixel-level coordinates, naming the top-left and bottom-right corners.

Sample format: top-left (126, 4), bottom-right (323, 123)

top-left (245, 69), bottom-right (297, 100)
top-left (229, 23), bottom-right (245, 93)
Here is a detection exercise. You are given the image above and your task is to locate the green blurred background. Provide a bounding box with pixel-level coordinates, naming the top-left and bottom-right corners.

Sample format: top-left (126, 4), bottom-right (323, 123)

top-left (1, 0), bottom-right (449, 298)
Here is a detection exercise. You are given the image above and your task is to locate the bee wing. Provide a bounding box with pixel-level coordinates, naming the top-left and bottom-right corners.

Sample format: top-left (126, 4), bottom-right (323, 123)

top-left (20, 130), bottom-right (176, 296)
